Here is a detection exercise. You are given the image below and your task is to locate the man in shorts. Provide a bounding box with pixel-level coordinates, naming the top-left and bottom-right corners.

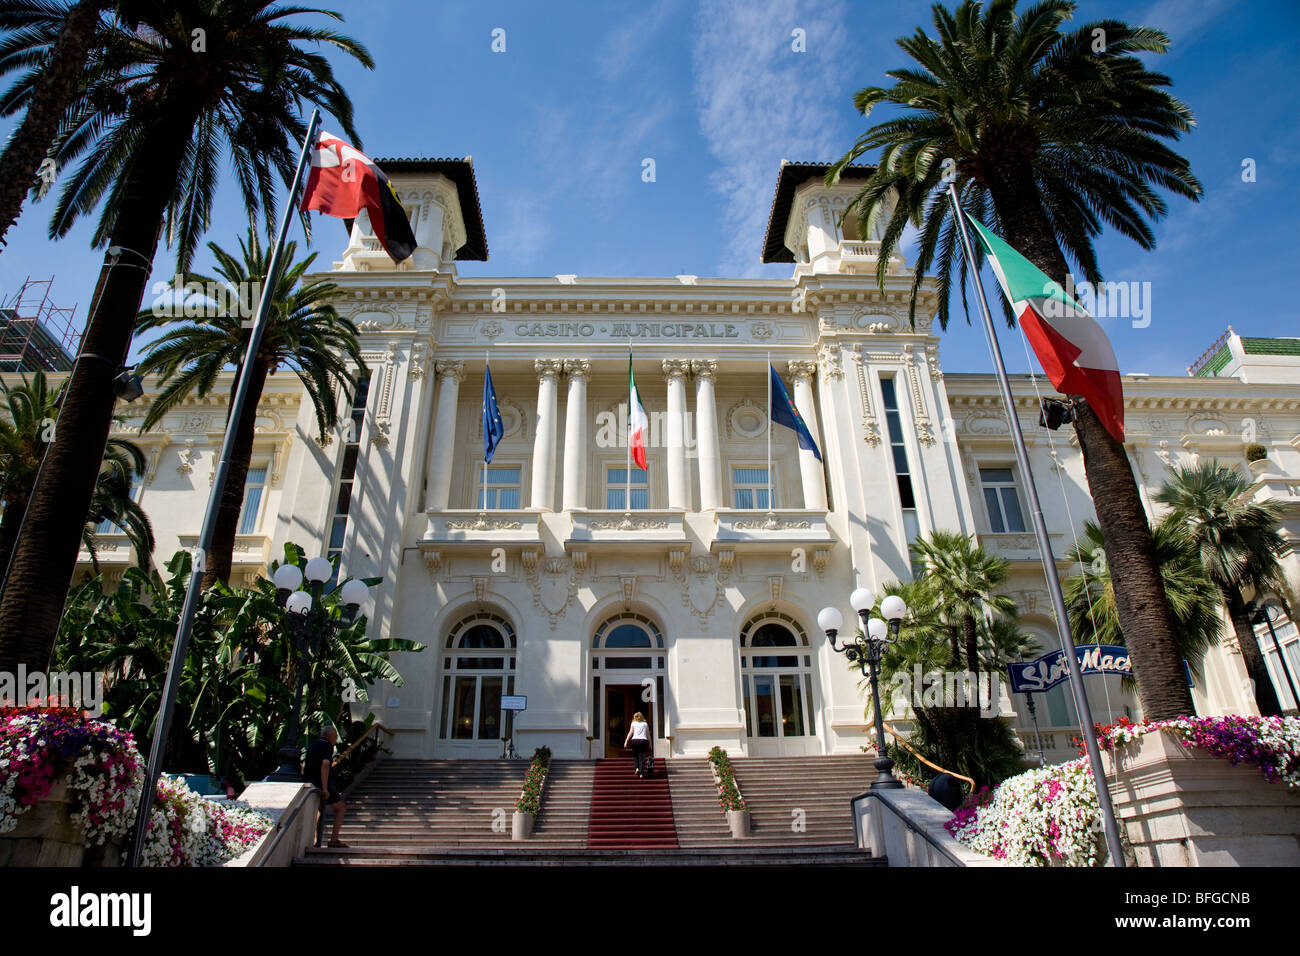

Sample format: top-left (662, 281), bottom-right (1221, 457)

top-left (303, 724), bottom-right (347, 848)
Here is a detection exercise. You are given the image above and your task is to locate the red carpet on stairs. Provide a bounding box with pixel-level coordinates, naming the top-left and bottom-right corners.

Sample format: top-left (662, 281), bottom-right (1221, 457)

top-left (587, 757), bottom-right (679, 849)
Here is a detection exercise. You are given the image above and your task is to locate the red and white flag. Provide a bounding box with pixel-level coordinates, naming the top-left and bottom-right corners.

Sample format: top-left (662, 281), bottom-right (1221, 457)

top-left (300, 131), bottom-right (417, 263)
top-left (966, 215), bottom-right (1125, 442)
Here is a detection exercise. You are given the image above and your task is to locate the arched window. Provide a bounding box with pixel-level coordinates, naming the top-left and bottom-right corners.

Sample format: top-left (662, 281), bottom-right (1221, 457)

top-left (739, 614), bottom-right (815, 740)
top-left (440, 614), bottom-right (516, 746)
top-left (592, 614), bottom-right (664, 670)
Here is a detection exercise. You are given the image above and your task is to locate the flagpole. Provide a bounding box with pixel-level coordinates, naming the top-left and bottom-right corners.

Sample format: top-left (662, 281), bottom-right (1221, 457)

top-left (947, 182), bottom-right (1126, 868)
top-left (766, 354), bottom-right (773, 512)
top-left (125, 109), bottom-right (322, 867)
top-left (626, 346), bottom-right (632, 513)
top-left (483, 352), bottom-right (489, 512)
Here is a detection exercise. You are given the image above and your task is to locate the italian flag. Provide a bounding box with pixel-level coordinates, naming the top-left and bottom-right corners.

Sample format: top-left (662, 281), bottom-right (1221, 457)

top-left (967, 215), bottom-right (1125, 443)
top-left (628, 352), bottom-right (648, 470)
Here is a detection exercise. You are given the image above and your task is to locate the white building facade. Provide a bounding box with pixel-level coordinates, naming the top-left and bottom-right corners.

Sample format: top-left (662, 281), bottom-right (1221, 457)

top-left (73, 160), bottom-right (1300, 765)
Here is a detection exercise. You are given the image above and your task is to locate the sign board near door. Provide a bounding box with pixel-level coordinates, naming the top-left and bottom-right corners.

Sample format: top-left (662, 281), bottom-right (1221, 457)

top-left (500, 695), bottom-right (527, 711)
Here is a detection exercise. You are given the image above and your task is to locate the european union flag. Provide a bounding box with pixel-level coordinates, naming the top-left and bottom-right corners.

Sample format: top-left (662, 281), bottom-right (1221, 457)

top-left (482, 361), bottom-right (504, 464)
top-left (769, 364), bottom-right (821, 461)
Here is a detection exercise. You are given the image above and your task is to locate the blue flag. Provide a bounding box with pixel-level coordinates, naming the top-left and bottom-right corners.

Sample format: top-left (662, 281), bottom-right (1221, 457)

top-left (769, 364), bottom-right (821, 461)
top-left (482, 361), bottom-right (504, 463)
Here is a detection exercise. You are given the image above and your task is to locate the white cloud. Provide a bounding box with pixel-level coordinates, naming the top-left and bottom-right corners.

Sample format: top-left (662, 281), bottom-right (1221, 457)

top-left (691, 0), bottom-right (851, 276)
top-left (1138, 0), bottom-right (1231, 54)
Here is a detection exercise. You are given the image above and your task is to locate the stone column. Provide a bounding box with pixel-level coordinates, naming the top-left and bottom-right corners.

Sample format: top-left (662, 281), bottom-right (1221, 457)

top-left (425, 360), bottom-right (465, 510)
top-left (789, 360), bottom-right (828, 510)
top-left (662, 359), bottom-right (691, 511)
top-left (693, 360), bottom-right (723, 511)
top-left (561, 359), bottom-right (590, 511)
top-left (530, 359), bottom-right (563, 510)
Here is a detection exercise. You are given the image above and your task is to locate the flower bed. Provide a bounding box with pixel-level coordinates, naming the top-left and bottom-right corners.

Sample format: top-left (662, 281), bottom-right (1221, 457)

top-left (515, 746), bottom-right (552, 814)
top-left (1, 706), bottom-right (271, 865)
top-left (707, 746), bottom-right (747, 812)
top-left (945, 715), bottom-right (1300, 866)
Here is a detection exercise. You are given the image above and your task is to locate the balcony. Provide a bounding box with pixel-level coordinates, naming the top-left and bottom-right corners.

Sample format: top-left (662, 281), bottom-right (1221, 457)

top-left (979, 531), bottom-right (1067, 564)
top-left (423, 510), bottom-right (543, 547)
top-left (835, 239), bottom-right (902, 276)
top-left (566, 510), bottom-right (688, 550)
top-left (711, 509), bottom-right (834, 554)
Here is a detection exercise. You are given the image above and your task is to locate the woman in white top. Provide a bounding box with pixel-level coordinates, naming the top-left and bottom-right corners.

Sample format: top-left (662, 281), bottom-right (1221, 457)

top-left (623, 711), bottom-right (651, 777)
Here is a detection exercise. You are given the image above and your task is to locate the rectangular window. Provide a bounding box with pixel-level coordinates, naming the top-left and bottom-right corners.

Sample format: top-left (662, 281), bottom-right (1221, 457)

top-left (732, 466), bottom-right (771, 510)
top-left (606, 466), bottom-right (648, 510)
top-left (880, 376), bottom-right (920, 557)
top-left (980, 467), bottom-right (1027, 533)
top-left (326, 373), bottom-right (371, 583)
top-left (237, 465), bottom-right (268, 535)
top-left (475, 466), bottom-right (522, 509)
top-left (1260, 614), bottom-right (1300, 711)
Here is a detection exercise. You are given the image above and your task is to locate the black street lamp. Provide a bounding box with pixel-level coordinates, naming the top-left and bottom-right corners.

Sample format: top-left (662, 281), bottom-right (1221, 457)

top-left (265, 557), bottom-right (371, 782)
top-left (1247, 601), bottom-right (1299, 713)
top-left (819, 588), bottom-right (906, 790)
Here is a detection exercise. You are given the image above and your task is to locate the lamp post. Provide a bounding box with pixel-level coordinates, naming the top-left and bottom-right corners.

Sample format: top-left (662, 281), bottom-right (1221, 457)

top-left (819, 588), bottom-right (906, 790)
top-left (265, 557), bottom-right (371, 781)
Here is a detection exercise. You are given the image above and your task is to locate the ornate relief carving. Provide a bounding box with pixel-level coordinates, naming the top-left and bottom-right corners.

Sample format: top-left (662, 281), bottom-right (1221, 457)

top-left (691, 359), bottom-right (717, 381)
top-left (521, 550), bottom-right (582, 630)
top-left (752, 322), bottom-right (773, 340)
top-left (177, 440), bottom-right (198, 475)
top-left (661, 358), bottom-right (691, 382)
top-left (726, 397), bottom-right (767, 439)
top-left (669, 551), bottom-right (722, 627)
top-left (534, 358), bottom-right (564, 382)
top-left (817, 343), bottom-right (843, 379)
top-left (482, 319), bottom-right (503, 339)
top-left (445, 517), bottom-right (523, 531)
top-left (563, 359), bottom-right (590, 380)
top-left (732, 517), bottom-right (813, 530)
top-left (423, 551), bottom-right (442, 581)
top-left (852, 346), bottom-right (882, 446)
top-left (409, 342), bottom-right (426, 380)
top-left (589, 516), bottom-right (669, 531)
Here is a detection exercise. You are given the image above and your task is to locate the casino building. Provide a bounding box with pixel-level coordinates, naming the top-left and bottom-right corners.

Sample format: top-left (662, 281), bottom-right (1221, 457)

top-left (76, 159), bottom-right (1300, 764)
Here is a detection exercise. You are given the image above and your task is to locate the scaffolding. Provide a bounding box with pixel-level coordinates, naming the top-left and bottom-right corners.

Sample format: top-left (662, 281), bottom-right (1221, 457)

top-left (0, 276), bottom-right (80, 373)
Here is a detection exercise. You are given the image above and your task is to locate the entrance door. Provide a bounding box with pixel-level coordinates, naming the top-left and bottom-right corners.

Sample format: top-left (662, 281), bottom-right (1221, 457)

top-left (604, 684), bottom-right (653, 758)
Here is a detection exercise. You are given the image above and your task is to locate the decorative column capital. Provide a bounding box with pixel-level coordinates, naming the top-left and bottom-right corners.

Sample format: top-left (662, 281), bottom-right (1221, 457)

top-left (434, 360), bottom-right (466, 384)
top-left (661, 359), bottom-right (692, 382)
top-left (691, 359), bottom-right (718, 382)
top-left (563, 359), bottom-right (590, 381)
top-left (535, 358), bottom-right (564, 381)
top-left (787, 360), bottom-right (818, 384)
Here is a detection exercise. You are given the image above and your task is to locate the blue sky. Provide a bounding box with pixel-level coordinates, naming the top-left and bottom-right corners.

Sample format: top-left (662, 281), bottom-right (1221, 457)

top-left (0, 0), bottom-right (1296, 376)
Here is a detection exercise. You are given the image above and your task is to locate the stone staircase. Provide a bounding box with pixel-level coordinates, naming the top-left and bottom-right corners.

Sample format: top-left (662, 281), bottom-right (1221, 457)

top-left (531, 760), bottom-right (595, 847)
top-left (295, 754), bottom-right (884, 866)
top-left (325, 759), bottom-right (525, 850)
top-left (729, 755), bottom-right (875, 846)
top-left (665, 758), bottom-right (733, 847)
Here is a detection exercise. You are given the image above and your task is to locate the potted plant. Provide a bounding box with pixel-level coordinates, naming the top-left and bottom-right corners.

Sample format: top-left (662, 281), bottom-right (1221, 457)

top-left (512, 746), bottom-right (551, 840)
top-left (708, 746), bottom-right (750, 837)
top-left (1244, 442), bottom-right (1272, 477)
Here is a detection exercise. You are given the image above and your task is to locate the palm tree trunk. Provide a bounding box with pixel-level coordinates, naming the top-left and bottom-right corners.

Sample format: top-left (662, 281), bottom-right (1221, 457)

top-left (0, 492), bottom-right (28, 586)
top-left (986, 165), bottom-right (1195, 720)
top-left (0, 1), bottom-right (104, 250)
top-left (203, 358), bottom-right (269, 588)
top-left (1225, 589), bottom-right (1283, 716)
top-left (0, 99), bottom-right (202, 671)
top-left (962, 612), bottom-right (981, 710)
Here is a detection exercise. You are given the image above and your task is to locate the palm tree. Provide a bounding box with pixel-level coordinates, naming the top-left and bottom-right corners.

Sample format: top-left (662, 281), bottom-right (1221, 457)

top-left (0, 2), bottom-right (371, 669)
top-left (0, 370), bottom-right (153, 575)
top-left (829, 0), bottom-right (1203, 720)
top-left (134, 229), bottom-right (364, 587)
top-left (1064, 518), bottom-right (1222, 691)
top-left (0, 0), bottom-right (111, 248)
top-left (910, 529), bottom-right (1017, 710)
top-left (1153, 461), bottom-right (1290, 716)
top-left (0, 368), bottom-right (59, 574)
top-left (83, 436), bottom-right (154, 573)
